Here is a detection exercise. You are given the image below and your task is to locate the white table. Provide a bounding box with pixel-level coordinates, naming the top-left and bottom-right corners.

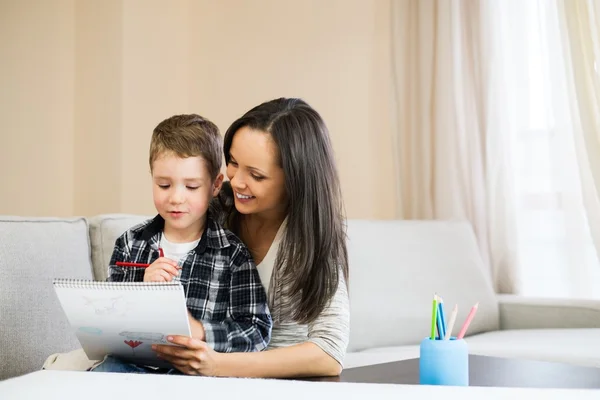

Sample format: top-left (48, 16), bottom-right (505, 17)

top-left (1, 370), bottom-right (599, 400)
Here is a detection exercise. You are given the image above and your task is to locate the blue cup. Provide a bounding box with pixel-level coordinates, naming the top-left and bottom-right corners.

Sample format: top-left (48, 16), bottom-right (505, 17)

top-left (419, 337), bottom-right (468, 386)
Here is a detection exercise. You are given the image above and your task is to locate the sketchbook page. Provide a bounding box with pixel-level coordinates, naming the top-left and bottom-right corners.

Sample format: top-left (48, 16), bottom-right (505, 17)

top-left (53, 280), bottom-right (191, 368)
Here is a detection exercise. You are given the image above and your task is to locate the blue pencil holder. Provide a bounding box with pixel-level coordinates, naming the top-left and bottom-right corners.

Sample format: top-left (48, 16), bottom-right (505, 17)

top-left (419, 337), bottom-right (468, 386)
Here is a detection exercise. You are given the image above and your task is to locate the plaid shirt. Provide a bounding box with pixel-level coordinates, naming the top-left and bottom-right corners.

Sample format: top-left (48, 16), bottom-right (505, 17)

top-left (107, 213), bottom-right (272, 353)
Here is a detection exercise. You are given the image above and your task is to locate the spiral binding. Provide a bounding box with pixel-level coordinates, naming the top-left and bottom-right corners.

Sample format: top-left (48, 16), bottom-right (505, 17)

top-left (52, 279), bottom-right (182, 290)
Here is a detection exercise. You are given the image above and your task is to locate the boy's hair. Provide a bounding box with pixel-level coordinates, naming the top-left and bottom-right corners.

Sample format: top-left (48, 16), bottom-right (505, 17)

top-left (149, 114), bottom-right (222, 180)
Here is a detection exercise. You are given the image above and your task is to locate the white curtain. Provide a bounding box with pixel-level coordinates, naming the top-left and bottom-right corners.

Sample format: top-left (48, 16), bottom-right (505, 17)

top-left (557, 0), bottom-right (600, 295)
top-left (492, 0), bottom-right (600, 298)
top-left (391, 0), bottom-right (600, 297)
top-left (390, 0), bottom-right (520, 293)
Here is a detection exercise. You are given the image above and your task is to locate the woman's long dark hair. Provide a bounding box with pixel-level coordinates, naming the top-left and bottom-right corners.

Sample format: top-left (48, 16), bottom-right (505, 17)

top-left (220, 98), bottom-right (349, 324)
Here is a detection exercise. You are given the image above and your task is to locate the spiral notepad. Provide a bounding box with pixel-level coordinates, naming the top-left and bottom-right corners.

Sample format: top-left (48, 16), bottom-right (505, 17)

top-left (53, 279), bottom-right (191, 368)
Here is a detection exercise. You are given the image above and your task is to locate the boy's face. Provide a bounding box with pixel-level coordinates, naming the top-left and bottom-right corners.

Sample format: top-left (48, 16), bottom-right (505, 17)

top-left (152, 152), bottom-right (223, 243)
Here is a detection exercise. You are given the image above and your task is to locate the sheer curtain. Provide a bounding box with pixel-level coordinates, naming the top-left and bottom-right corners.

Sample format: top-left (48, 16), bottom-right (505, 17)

top-left (390, 0), bottom-right (600, 298)
top-left (390, 0), bottom-right (520, 293)
top-left (495, 0), bottom-right (600, 298)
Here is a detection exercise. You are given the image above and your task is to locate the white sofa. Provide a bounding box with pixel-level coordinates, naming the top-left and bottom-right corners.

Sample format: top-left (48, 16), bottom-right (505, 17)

top-left (1, 215), bottom-right (600, 381)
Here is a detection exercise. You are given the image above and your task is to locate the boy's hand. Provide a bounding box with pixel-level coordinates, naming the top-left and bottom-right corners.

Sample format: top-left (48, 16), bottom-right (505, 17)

top-left (143, 257), bottom-right (180, 282)
top-left (187, 310), bottom-right (206, 341)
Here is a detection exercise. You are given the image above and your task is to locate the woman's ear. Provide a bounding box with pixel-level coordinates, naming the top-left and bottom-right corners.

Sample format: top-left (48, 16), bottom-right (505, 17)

top-left (212, 173), bottom-right (224, 197)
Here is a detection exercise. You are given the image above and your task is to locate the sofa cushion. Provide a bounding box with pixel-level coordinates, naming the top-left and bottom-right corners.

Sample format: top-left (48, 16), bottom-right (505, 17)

top-left (0, 216), bottom-right (94, 380)
top-left (87, 214), bottom-right (150, 281)
top-left (345, 220), bottom-right (499, 352)
top-left (345, 328), bottom-right (600, 369)
top-left (466, 328), bottom-right (600, 368)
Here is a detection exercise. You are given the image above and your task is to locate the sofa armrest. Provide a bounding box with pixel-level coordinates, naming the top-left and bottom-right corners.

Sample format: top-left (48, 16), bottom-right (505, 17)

top-left (497, 294), bottom-right (600, 330)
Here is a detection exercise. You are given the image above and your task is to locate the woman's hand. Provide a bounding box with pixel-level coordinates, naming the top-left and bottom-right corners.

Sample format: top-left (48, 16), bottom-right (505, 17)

top-left (143, 257), bottom-right (180, 282)
top-left (153, 336), bottom-right (221, 376)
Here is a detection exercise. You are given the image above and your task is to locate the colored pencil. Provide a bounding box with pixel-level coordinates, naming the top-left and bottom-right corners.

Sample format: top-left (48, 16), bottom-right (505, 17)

top-left (430, 294), bottom-right (438, 340)
top-left (457, 302), bottom-right (479, 339)
top-left (115, 248), bottom-right (164, 268)
top-left (115, 261), bottom-right (150, 268)
top-left (437, 296), bottom-right (446, 339)
top-left (444, 304), bottom-right (458, 340)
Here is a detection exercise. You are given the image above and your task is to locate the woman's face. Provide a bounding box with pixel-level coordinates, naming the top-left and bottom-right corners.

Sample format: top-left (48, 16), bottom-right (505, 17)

top-left (226, 126), bottom-right (287, 219)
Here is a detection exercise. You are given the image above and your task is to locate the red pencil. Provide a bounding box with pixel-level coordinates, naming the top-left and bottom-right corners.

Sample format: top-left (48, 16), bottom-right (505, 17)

top-left (115, 262), bottom-right (150, 268)
top-left (115, 248), bottom-right (163, 268)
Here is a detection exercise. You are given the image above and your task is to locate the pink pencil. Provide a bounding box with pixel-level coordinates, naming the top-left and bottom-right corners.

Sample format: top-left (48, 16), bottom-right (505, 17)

top-left (456, 302), bottom-right (479, 339)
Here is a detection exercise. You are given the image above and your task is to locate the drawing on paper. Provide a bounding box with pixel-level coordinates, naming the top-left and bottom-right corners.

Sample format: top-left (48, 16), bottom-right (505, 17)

top-left (124, 340), bottom-right (143, 355)
top-left (78, 326), bottom-right (103, 335)
top-left (83, 296), bottom-right (127, 316)
top-left (119, 331), bottom-right (166, 343)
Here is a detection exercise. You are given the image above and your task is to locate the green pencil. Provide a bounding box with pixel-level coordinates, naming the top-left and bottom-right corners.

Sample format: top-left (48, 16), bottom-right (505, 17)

top-left (430, 294), bottom-right (438, 340)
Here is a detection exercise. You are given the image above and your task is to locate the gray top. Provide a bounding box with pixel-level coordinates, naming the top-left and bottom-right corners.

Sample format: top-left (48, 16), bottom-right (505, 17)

top-left (256, 220), bottom-right (350, 366)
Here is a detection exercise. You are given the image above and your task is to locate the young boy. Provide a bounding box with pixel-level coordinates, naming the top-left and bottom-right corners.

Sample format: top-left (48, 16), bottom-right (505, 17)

top-left (100, 114), bottom-right (271, 370)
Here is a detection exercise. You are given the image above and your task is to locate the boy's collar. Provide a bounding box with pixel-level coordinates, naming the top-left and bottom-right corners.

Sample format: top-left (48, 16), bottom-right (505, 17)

top-left (140, 211), bottom-right (230, 251)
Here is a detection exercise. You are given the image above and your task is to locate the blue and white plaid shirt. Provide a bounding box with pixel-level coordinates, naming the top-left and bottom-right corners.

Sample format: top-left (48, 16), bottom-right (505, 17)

top-left (107, 212), bottom-right (272, 353)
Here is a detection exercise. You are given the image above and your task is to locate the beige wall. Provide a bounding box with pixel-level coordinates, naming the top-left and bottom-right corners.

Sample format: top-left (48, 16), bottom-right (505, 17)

top-left (74, 0), bottom-right (123, 216)
top-left (1, 0), bottom-right (75, 216)
top-left (0, 0), bottom-right (397, 219)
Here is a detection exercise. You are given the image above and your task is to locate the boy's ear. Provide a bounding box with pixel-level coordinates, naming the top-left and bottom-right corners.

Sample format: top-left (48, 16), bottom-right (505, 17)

top-left (212, 173), bottom-right (224, 197)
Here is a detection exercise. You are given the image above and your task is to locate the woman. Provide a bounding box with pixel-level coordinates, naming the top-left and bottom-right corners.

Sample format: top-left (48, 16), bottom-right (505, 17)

top-left (153, 98), bottom-right (350, 378)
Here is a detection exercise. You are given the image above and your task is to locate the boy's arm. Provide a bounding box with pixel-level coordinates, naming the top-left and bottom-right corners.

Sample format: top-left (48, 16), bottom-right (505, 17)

top-left (107, 234), bottom-right (145, 282)
top-left (201, 248), bottom-right (272, 353)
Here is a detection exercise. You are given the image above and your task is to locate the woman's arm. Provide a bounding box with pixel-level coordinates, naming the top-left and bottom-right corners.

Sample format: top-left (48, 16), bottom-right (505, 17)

top-left (216, 272), bottom-right (349, 377)
top-left (154, 270), bottom-right (350, 377)
top-left (217, 341), bottom-right (341, 377)
top-left (155, 337), bottom-right (340, 377)
top-left (304, 270), bottom-right (350, 367)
